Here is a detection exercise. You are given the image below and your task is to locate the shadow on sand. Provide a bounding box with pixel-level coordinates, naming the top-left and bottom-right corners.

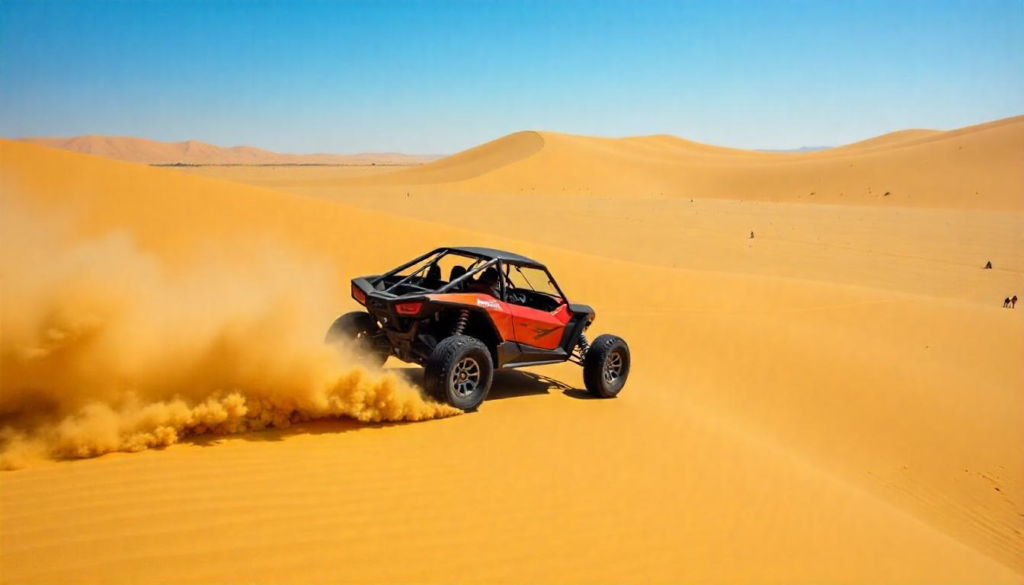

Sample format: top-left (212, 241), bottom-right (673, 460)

top-left (389, 366), bottom-right (590, 401)
top-left (488, 369), bottom-right (591, 400)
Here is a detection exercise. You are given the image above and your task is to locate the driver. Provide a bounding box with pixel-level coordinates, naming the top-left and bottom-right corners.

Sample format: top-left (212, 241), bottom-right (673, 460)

top-left (466, 267), bottom-right (500, 298)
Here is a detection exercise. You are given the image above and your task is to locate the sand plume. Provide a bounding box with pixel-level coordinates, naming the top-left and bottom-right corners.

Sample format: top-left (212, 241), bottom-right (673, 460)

top-left (0, 203), bottom-right (458, 469)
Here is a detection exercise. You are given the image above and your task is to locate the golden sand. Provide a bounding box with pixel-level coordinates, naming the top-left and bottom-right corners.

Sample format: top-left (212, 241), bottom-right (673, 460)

top-left (1, 117), bottom-right (1021, 583)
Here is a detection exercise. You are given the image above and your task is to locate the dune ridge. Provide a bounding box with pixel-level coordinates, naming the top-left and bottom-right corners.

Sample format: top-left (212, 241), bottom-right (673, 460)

top-left (826, 128), bottom-right (942, 153)
top-left (349, 115), bottom-right (1023, 210)
top-left (380, 130), bottom-right (547, 183)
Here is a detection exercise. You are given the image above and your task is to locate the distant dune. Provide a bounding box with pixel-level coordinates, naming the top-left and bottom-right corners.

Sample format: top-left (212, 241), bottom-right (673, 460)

top-left (827, 128), bottom-right (943, 153)
top-left (356, 115), bottom-right (1022, 210)
top-left (18, 135), bottom-right (439, 166)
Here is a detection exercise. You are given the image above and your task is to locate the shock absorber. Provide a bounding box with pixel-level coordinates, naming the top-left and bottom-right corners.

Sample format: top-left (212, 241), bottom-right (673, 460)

top-left (452, 309), bottom-right (469, 335)
top-left (577, 333), bottom-right (591, 355)
top-left (571, 332), bottom-right (591, 365)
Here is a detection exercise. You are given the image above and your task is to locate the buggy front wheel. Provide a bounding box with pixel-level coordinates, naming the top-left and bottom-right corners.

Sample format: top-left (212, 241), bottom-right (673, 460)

top-left (583, 334), bottom-right (630, 398)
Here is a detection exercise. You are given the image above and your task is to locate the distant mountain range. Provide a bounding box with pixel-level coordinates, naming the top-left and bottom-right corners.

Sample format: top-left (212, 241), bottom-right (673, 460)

top-left (18, 135), bottom-right (440, 166)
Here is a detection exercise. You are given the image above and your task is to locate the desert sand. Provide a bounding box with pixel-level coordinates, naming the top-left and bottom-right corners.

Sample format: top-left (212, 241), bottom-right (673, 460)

top-left (1, 116), bottom-right (1022, 583)
top-left (19, 135), bottom-right (438, 166)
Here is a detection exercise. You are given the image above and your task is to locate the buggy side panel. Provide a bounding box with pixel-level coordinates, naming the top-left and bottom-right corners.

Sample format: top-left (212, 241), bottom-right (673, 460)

top-left (508, 302), bottom-right (571, 351)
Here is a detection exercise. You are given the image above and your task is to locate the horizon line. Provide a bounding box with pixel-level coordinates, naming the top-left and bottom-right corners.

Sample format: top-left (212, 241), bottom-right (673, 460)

top-left (10, 113), bottom-right (1022, 158)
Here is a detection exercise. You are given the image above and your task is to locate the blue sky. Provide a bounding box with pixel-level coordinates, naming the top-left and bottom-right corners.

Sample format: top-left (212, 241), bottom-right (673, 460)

top-left (1, 0), bottom-right (1021, 153)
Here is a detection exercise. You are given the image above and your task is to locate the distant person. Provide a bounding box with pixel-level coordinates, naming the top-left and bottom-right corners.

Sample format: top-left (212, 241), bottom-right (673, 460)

top-left (1013, 295), bottom-right (1018, 309)
top-left (749, 231), bottom-right (755, 239)
top-left (985, 260), bottom-right (993, 269)
top-left (1004, 297), bottom-right (1011, 308)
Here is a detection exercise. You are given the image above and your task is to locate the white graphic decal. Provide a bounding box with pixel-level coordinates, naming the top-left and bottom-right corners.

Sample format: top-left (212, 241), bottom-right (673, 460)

top-left (476, 298), bottom-right (500, 310)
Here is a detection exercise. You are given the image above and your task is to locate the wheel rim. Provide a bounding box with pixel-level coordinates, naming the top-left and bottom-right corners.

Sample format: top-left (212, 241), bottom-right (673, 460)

top-left (451, 357), bottom-right (481, 398)
top-left (603, 351), bottom-right (623, 384)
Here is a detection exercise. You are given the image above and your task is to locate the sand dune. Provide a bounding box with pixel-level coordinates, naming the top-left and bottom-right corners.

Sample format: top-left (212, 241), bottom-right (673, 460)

top-left (332, 115), bottom-right (1022, 210)
top-left (827, 128), bottom-right (942, 152)
top-left (379, 130), bottom-right (547, 183)
top-left (1, 130), bottom-right (1022, 584)
top-left (19, 135), bottom-right (438, 166)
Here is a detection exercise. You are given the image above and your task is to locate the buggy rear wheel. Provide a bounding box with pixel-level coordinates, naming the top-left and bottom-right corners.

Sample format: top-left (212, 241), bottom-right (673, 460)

top-left (583, 334), bottom-right (630, 398)
top-left (325, 312), bottom-right (389, 367)
top-left (424, 335), bottom-right (494, 411)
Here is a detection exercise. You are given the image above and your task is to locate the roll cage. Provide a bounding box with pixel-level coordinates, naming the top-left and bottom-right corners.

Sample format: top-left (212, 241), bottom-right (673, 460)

top-left (371, 247), bottom-right (570, 306)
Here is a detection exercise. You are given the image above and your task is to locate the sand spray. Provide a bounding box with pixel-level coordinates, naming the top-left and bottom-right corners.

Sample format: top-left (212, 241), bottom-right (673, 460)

top-left (0, 201), bottom-right (459, 469)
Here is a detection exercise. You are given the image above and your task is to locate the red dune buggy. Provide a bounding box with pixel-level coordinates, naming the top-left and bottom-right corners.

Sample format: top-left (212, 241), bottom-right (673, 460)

top-left (327, 247), bottom-right (630, 410)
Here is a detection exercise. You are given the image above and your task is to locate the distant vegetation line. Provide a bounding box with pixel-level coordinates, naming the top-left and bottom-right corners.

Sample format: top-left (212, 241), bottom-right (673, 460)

top-left (757, 146), bottom-right (832, 153)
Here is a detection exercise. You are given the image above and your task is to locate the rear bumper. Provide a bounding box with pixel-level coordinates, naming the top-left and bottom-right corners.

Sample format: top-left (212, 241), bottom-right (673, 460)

top-left (359, 289), bottom-right (432, 364)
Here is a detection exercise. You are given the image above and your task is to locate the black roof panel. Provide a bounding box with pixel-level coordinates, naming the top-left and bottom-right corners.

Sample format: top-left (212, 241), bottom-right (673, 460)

top-left (446, 246), bottom-right (544, 267)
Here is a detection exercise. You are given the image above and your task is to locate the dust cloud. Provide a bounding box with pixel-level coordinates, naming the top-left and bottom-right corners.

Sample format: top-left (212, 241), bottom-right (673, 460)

top-left (0, 202), bottom-right (459, 469)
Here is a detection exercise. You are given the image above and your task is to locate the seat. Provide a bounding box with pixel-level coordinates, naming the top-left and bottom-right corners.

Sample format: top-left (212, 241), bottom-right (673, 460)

top-left (426, 264), bottom-right (442, 281)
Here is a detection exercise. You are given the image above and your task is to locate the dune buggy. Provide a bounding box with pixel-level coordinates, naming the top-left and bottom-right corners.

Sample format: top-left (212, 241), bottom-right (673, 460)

top-left (327, 246), bottom-right (630, 410)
